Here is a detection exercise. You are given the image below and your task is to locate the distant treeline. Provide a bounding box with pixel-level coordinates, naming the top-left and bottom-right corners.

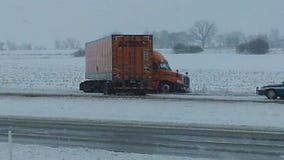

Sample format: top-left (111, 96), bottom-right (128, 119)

top-left (1, 20), bottom-right (284, 52)
top-left (0, 38), bottom-right (82, 51)
top-left (146, 29), bottom-right (284, 50)
top-left (0, 41), bottom-right (47, 51)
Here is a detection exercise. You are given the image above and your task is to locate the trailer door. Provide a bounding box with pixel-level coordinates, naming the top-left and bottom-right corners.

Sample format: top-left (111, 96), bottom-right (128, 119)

top-left (112, 35), bottom-right (153, 89)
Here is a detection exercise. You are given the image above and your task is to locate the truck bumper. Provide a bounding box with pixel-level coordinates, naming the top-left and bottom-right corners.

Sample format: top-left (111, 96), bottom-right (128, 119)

top-left (177, 76), bottom-right (190, 93)
top-left (175, 83), bottom-right (190, 93)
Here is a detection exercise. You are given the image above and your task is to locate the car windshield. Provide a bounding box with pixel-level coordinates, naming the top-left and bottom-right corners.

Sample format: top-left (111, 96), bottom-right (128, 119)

top-left (159, 61), bottom-right (171, 70)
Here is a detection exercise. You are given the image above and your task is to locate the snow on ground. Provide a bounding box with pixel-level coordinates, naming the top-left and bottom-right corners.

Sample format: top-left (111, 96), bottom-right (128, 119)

top-left (0, 96), bottom-right (284, 129)
top-left (1, 49), bottom-right (284, 159)
top-left (159, 49), bottom-right (284, 95)
top-left (0, 50), bottom-right (84, 91)
top-left (0, 50), bottom-right (284, 130)
top-left (1, 49), bottom-right (284, 95)
top-left (0, 142), bottom-right (210, 160)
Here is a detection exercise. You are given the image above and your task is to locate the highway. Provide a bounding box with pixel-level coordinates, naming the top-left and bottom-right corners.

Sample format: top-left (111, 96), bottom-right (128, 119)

top-left (1, 90), bottom-right (284, 104)
top-left (0, 116), bottom-right (283, 160)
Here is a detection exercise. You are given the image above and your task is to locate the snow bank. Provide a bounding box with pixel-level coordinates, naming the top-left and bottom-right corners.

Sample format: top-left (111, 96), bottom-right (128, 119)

top-left (0, 142), bottom-right (209, 160)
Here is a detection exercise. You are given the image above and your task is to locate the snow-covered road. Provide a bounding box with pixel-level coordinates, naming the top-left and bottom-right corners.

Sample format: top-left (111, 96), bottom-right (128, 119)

top-left (1, 142), bottom-right (208, 160)
top-left (0, 94), bottom-right (283, 129)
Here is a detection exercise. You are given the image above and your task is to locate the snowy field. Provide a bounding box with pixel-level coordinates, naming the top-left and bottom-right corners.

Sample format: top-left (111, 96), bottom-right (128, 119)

top-left (1, 49), bottom-right (284, 95)
top-left (0, 50), bottom-right (83, 91)
top-left (161, 49), bottom-right (284, 95)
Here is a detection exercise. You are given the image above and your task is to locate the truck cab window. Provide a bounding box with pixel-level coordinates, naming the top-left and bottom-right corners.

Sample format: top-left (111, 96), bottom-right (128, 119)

top-left (159, 61), bottom-right (171, 70)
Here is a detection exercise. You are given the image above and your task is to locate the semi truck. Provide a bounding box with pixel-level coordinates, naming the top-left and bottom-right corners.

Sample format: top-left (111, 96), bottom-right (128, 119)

top-left (80, 35), bottom-right (190, 94)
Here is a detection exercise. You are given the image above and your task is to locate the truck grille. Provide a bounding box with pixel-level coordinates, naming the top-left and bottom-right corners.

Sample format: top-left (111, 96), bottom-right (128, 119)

top-left (184, 76), bottom-right (190, 86)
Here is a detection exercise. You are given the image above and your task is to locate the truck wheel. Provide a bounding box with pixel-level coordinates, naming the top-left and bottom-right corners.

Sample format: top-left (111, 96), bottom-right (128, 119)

top-left (103, 82), bottom-right (116, 95)
top-left (103, 88), bottom-right (110, 95)
top-left (134, 90), bottom-right (146, 96)
top-left (103, 83), bottom-right (111, 95)
top-left (83, 88), bottom-right (94, 93)
top-left (266, 89), bottom-right (277, 99)
top-left (159, 82), bottom-right (171, 93)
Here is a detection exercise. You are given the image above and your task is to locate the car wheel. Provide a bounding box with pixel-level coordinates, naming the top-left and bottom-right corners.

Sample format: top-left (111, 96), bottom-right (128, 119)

top-left (159, 82), bottom-right (171, 93)
top-left (266, 89), bottom-right (277, 99)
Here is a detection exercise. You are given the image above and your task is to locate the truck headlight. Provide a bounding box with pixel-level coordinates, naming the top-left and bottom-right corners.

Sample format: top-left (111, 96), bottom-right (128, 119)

top-left (177, 80), bottom-right (183, 84)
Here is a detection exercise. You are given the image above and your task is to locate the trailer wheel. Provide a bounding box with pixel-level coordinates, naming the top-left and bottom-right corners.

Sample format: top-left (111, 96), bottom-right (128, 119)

top-left (103, 88), bottom-right (110, 95)
top-left (159, 82), bottom-right (171, 93)
top-left (134, 90), bottom-right (146, 96)
top-left (266, 89), bottom-right (277, 99)
top-left (103, 82), bottom-right (115, 95)
top-left (80, 81), bottom-right (92, 93)
top-left (83, 88), bottom-right (94, 93)
top-left (103, 83), bottom-right (110, 95)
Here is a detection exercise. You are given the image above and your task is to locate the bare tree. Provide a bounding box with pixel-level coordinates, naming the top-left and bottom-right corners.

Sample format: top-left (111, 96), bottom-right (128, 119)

top-left (190, 20), bottom-right (217, 48)
top-left (55, 40), bottom-right (64, 49)
top-left (0, 41), bottom-right (4, 50)
top-left (169, 32), bottom-right (191, 47)
top-left (19, 43), bottom-right (33, 50)
top-left (34, 45), bottom-right (47, 50)
top-left (268, 29), bottom-right (281, 48)
top-left (65, 38), bottom-right (81, 49)
top-left (217, 31), bottom-right (246, 48)
top-left (6, 41), bottom-right (17, 50)
top-left (54, 38), bottom-right (81, 50)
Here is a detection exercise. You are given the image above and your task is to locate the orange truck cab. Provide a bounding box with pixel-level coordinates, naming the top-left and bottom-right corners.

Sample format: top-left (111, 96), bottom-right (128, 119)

top-left (80, 35), bottom-right (190, 94)
top-left (151, 51), bottom-right (190, 93)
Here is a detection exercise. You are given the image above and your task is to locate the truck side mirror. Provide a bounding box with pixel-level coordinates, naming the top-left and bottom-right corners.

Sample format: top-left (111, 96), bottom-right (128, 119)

top-left (176, 69), bottom-right (179, 77)
top-left (153, 62), bottom-right (158, 71)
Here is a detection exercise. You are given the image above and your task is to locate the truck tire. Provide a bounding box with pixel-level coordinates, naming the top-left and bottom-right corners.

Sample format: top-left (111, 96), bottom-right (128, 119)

top-left (159, 82), bottom-right (171, 93)
top-left (83, 88), bottom-right (94, 93)
top-left (103, 82), bottom-right (115, 95)
top-left (134, 90), bottom-right (146, 96)
top-left (103, 85), bottom-right (111, 95)
top-left (80, 81), bottom-right (94, 93)
top-left (266, 89), bottom-right (277, 99)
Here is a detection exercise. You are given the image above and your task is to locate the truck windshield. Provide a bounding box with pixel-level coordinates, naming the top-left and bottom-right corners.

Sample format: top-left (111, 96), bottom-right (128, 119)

top-left (159, 61), bottom-right (171, 70)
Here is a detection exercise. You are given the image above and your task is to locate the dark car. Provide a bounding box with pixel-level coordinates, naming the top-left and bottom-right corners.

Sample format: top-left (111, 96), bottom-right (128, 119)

top-left (256, 82), bottom-right (284, 99)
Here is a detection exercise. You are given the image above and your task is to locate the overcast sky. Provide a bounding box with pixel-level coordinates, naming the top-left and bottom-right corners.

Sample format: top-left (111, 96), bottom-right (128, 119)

top-left (1, 0), bottom-right (284, 47)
